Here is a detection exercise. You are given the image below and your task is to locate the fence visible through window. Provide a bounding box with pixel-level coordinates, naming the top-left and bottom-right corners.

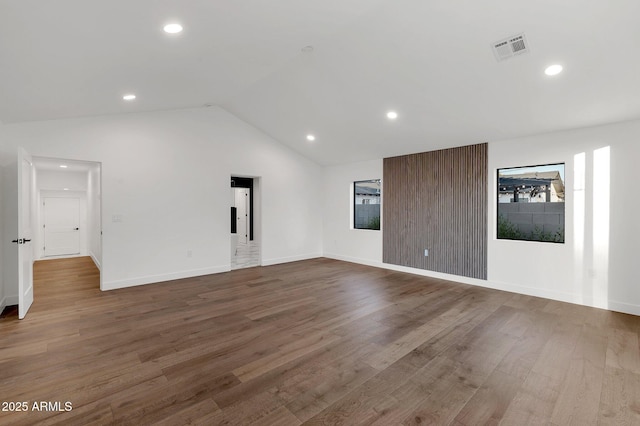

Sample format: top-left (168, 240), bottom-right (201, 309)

top-left (497, 163), bottom-right (565, 243)
top-left (354, 179), bottom-right (381, 230)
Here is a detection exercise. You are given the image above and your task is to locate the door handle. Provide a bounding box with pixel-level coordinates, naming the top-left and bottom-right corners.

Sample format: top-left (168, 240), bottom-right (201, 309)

top-left (12, 239), bottom-right (19, 243)
top-left (23, 239), bottom-right (31, 243)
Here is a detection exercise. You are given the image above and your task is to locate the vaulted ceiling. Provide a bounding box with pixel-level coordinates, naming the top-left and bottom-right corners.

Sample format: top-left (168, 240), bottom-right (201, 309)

top-left (1, 0), bottom-right (639, 165)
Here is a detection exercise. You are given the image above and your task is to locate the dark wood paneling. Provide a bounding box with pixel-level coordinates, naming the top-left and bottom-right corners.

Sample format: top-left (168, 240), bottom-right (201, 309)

top-left (383, 143), bottom-right (487, 279)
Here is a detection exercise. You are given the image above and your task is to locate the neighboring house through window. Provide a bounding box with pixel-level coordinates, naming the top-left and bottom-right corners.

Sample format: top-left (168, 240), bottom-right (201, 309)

top-left (497, 163), bottom-right (565, 243)
top-left (354, 179), bottom-right (381, 230)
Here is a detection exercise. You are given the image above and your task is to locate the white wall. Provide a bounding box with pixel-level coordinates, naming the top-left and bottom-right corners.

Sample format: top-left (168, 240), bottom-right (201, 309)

top-left (0, 106), bottom-right (322, 290)
top-left (37, 169), bottom-right (87, 191)
top-left (323, 159), bottom-right (383, 265)
top-left (323, 119), bottom-right (640, 316)
top-left (0, 164), bottom-right (4, 312)
top-left (87, 164), bottom-right (101, 269)
top-left (488, 119), bottom-right (640, 315)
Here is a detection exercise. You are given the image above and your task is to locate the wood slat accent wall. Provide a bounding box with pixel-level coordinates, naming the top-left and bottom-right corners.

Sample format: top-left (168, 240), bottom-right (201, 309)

top-left (383, 143), bottom-right (487, 279)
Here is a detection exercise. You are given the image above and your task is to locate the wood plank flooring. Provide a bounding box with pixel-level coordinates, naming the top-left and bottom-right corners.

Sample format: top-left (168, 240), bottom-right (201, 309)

top-left (1, 256), bottom-right (640, 425)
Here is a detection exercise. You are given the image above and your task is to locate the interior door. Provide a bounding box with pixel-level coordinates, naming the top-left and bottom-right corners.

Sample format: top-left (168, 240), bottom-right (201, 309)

top-left (243, 188), bottom-right (251, 243)
top-left (44, 197), bottom-right (80, 256)
top-left (17, 148), bottom-right (34, 319)
top-left (235, 188), bottom-right (249, 244)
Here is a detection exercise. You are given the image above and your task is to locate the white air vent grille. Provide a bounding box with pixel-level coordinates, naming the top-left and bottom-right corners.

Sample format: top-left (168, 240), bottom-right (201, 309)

top-left (492, 33), bottom-right (530, 61)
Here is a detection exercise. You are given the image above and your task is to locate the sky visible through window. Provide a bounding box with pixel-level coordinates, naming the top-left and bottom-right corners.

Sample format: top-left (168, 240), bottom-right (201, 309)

top-left (500, 164), bottom-right (565, 182)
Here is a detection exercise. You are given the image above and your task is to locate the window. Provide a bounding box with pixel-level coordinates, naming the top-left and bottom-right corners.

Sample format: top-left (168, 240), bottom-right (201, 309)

top-left (497, 163), bottom-right (565, 243)
top-left (354, 179), bottom-right (381, 230)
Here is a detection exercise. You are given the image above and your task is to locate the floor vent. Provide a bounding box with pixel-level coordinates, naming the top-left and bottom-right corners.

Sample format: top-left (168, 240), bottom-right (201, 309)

top-left (492, 33), bottom-right (530, 61)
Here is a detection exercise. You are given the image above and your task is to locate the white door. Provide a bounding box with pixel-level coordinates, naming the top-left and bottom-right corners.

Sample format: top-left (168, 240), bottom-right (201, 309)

top-left (234, 188), bottom-right (249, 244)
top-left (44, 197), bottom-right (80, 257)
top-left (18, 148), bottom-right (34, 319)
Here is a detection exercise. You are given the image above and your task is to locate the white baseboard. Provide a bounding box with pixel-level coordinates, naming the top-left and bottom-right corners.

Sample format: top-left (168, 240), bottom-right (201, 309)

top-left (607, 300), bottom-right (640, 317)
top-left (0, 295), bottom-right (19, 313)
top-left (102, 253), bottom-right (321, 290)
top-left (89, 251), bottom-right (101, 271)
top-left (261, 253), bottom-right (321, 267)
top-left (324, 253), bottom-right (489, 286)
top-left (102, 265), bottom-right (230, 291)
top-left (322, 253), bottom-right (383, 269)
top-left (323, 253), bottom-right (640, 317)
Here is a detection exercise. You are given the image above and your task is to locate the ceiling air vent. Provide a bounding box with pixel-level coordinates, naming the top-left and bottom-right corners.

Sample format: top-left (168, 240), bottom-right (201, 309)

top-left (492, 33), bottom-right (530, 61)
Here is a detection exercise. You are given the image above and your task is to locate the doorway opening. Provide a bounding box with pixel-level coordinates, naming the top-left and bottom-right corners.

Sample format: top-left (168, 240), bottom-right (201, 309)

top-left (230, 176), bottom-right (260, 269)
top-left (33, 156), bottom-right (102, 290)
top-left (6, 153), bottom-right (103, 320)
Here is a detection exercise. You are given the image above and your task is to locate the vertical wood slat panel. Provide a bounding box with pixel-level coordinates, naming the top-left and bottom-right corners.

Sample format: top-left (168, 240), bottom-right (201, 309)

top-left (383, 143), bottom-right (487, 279)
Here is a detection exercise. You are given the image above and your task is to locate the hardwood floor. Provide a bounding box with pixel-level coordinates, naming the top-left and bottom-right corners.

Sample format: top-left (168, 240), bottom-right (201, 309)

top-left (1, 256), bottom-right (639, 425)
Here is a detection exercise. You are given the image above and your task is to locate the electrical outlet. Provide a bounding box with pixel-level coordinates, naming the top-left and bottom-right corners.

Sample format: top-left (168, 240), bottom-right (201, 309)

top-left (424, 249), bottom-right (429, 257)
top-left (112, 214), bottom-right (122, 223)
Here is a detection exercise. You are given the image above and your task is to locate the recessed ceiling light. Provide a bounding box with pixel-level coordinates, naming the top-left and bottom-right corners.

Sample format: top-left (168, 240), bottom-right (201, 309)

top-left (306, 134), bottom-right (316, 141)
top-left (123, 94), bottom-right (136, 101)
top-left (387, 111), bottom-right (398, 120)
top-left (163, 23), bottom-right (183, 34)
top-left (544, 64), bottom-right (563, 76)
top-left (63, 188), bottom-right (69, 191)
top-left (301, 45), bottom-right (314, 53)
top-left (59, 165), bottom-right (68, 168)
